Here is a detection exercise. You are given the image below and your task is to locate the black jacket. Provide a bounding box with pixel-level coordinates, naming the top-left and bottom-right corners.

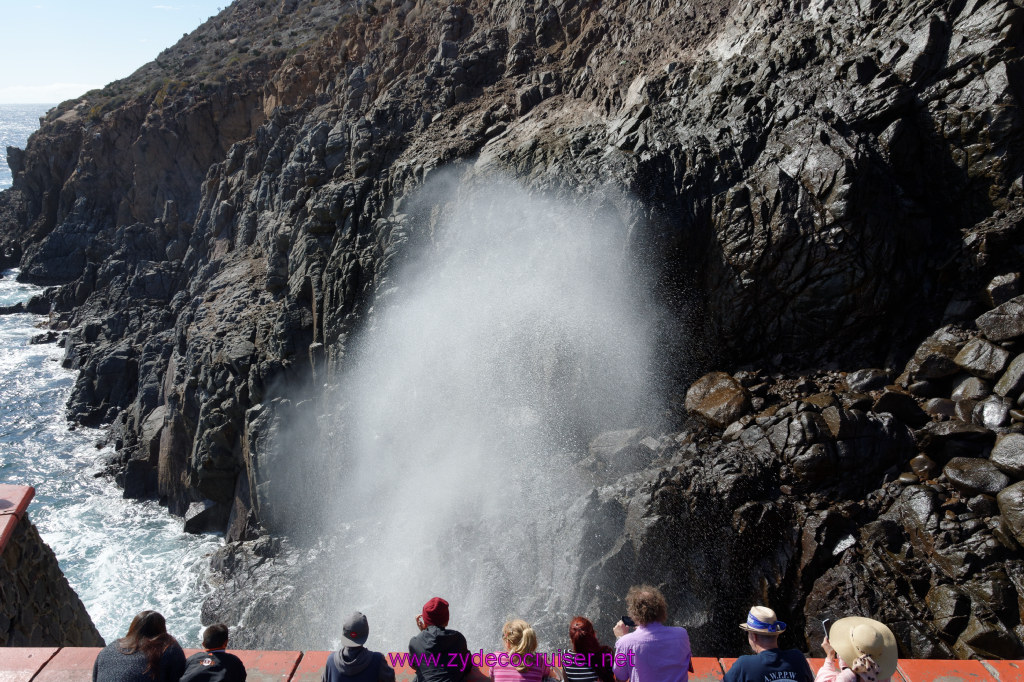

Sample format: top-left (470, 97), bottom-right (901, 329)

top-left (408, 625), bottom-right (472, 682)
top-left (180, 650), bottom-right (246, 682)
top-left (322, 647), bottom-right (395, 682)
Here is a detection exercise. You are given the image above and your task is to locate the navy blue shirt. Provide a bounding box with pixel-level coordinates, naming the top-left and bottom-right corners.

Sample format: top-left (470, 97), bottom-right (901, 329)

top-left (723, 648), bottom-right (814, 682)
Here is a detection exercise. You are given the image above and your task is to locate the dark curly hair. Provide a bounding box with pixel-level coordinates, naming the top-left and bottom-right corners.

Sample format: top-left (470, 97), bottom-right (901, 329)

top-left (626, 585), bottom-right (668, 626)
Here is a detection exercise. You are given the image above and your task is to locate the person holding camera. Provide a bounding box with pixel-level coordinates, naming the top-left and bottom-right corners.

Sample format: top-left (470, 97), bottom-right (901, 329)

top-left (408, 597), bottom-right (472, 682)
top-left (611, 585), bottom-right (691, 681)
top-left (816, 617), bottom-right (897, 682)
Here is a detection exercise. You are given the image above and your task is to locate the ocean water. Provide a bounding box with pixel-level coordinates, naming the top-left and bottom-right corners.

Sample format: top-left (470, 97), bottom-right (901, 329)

top-left (0, 107), bottom-right (221, 645)
top-left (0, 274), bottom-right (222, 646)
top-left (0, 104), bottom-right (52, 190)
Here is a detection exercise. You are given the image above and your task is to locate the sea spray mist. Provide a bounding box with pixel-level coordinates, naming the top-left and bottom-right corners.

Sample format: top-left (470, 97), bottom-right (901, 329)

top-left (263, 173), bottom-right (662, 650)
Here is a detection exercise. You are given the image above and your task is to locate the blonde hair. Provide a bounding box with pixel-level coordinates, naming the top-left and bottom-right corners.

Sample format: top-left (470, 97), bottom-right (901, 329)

top-left (502, 619), bottom-right (538, 672)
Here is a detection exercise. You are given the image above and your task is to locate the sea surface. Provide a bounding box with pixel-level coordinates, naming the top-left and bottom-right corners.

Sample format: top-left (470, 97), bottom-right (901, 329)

top-left (0, 107), bottom-right (220, 645)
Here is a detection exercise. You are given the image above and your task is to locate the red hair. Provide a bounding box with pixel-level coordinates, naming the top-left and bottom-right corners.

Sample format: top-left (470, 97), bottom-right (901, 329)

top-left (569, 617), bottom-right (612, 656)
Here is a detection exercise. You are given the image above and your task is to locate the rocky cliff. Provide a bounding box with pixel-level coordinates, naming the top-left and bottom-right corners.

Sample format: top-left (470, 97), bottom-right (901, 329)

top-left (3, 0), bottom-right (1024, 659)
top-left (0, 488), bottom-right (104, 647)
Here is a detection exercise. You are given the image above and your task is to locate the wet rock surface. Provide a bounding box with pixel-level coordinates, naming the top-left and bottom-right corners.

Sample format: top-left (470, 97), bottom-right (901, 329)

top-left (1, 0), bottom-right (1024, 660)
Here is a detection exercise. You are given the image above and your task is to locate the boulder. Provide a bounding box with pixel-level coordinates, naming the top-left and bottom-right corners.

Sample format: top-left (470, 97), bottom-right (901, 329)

top-left (966, 494), bottom-right (999, 517)
top-left (925, 584), bottom-right (970, 638)
top-left (987, 273), bottom-right (1022, 307)
top-left (184, 500), bottom-right (232, 534)
top-left (955, 613), bottom-right (1024, 659)
top-left (975, 396), bottom-right (1012, 429)
top-left (910, 454), bottom-right (941, 481)
top-left (839, 393), bottom-right (873, 411)
top-left (589, 428), bottom-right (641, 460)
top-left (903, 326), bottom-right (968, 380)
top-left (954, 338), bottom-right (1012, 379)
top-left (924, 398), bottom-right (956, 419)
top-left (873, 389), bottom-right (928, 428)
top-left (952, 376), bottom-right (991, 402)
top-left (844, 369), bottom-right (891, 393)
top-left (997, 481), bottom-right (1024, 546)
top-left (588, 428), bottom-right (656, 475)
top-left (821, 406), bottom-right (858, 439)
top-left (977, 296), bottom-right (1024, 342)
top-left (803, 392), bottom-right (837, 409)
top-left (916, 421), bottom-right (994, 462)
top-left (944, 458), bottom-right (1010, 497)
top-left (994, 354), bottom-right (1024, 398)
top-left (908, 380), bottom-right (942, 398)
top-left (955, 399), bottom-right (978, 423)
top-left (685, 372), bottom-right (751, 429)
top-left (991, 433), bottom-right (1024, 479)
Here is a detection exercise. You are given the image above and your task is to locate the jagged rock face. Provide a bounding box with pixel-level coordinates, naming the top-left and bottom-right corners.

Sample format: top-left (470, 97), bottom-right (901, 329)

top-left (2, 0), bottom-right (1024, 656)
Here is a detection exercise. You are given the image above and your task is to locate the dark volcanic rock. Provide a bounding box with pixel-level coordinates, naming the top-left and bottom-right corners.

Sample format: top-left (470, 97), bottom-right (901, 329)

top-left (924, 398), bottom-right (955, 420)
top-left (925, 583), bottom-right (970, 640)
top-left (873, 389), bottom-right (928, 428)
top-left (987, 274), bottom-right (1021, 308)
top-left (844, 369), bottom-right (891, 393)
top-left (977, 296), bottom-right (1024, 343)
top-left (184, 500), bottom-right (232, 534)
top-left (943, 458), bottom-right (1010, 497)
top-left (997, 482), bottom-right (1024, 547)
top-left (587, 428), bottom-right (656, 476)
top-left (916, 421), bottom-right (995, 463)
top-left (954, 338), bottom-right (1012, 380)
top-left (975, 396), bottom-right (1013, 430)
top-left (994, 354), bottom-right (1024, 399)
top-left (955, 399), bottom-right (979, 424)
top-left (952, 376), bottom-right (991, 402)
top-left (903, 327), bottom-right (968, 381)
top-left (685, 372), bottom-right (751, 429)
top-left (910, 454), bottom-right (940, 481)
top-left (991, 434), bottom-right (1024, 480)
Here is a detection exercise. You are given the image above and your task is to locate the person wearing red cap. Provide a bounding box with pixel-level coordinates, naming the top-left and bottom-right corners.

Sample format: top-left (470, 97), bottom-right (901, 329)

top-left (408, 597), bottom-right (472, 682)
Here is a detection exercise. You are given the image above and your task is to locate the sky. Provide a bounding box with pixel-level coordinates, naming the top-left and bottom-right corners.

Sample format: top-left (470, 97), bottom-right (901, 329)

top-left (0, 1), bottom-right (228, 104)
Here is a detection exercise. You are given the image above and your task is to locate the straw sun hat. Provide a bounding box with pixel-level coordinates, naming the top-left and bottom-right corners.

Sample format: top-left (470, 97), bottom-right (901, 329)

top-left (738, 606), bottom-right (787, 635)
top-left (829, 617), bottom-right (898, 680)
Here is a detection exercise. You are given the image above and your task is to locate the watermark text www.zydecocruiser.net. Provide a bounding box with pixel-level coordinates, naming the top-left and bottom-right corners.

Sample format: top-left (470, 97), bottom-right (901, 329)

top-left (387, 650), bottom-right (637, 669)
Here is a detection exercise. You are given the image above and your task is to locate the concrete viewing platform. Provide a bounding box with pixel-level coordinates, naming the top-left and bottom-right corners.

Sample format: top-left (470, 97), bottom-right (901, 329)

top-left (0, 483), bottom-right (34, 553)
top-left (0, 649), bottom-right (1021, 682)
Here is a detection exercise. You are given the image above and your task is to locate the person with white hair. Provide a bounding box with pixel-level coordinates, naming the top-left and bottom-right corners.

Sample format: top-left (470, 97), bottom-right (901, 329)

top-left (723, 606), bottom-right (813, 682)
top-left (816, 617), bottom-right (897, 682)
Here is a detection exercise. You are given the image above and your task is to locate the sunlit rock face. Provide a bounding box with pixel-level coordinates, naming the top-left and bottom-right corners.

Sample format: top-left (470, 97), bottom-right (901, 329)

top-left (3, 0), bottom-right (1024, 658)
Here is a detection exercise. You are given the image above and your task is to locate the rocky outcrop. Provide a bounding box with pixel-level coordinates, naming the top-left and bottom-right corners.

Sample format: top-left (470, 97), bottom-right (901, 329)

top-left (552, 277), bottom-right (1024, 659)
top-left (661, 285), bottom-right (1024, 659)
top-left (2, 0), bottom-right (1024, 658)
top-left (0, 514), bottom-right (104, 647)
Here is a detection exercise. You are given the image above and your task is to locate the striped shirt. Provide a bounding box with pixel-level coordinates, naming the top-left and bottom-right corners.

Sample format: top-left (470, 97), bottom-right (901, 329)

top-left (563, 663), bottom-right (609, 681)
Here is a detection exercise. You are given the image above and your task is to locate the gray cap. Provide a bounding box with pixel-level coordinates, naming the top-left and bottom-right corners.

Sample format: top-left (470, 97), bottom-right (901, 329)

top-left (339, 612), bottom-right (369, 647)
